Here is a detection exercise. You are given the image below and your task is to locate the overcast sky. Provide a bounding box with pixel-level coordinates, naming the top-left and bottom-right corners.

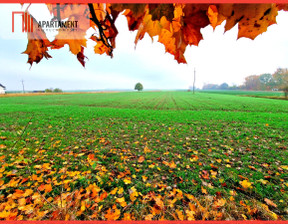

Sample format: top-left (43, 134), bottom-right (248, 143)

top-left (1, 4), bottom-right (288, 91)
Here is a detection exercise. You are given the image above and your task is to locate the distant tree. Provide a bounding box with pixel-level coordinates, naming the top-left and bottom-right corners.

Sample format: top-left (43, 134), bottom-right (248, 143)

top-left (259, 73), bottom-right (273, 90)
top-left (202, 84), bottom-right (219, 90)
top-left (272, 68), bottom-right (288, 97)
top-left (53, 88), bottom-right (63, 93)
top-left (45, 88), bottom-right (53, 93)
top-left (219, 83), bottom-right (229, 90)
top-left (134, 82), bottom-right (143, 91)
top-left (244, 75), bottom-right (261, 90)
top-left (283, 86), bottom-right (288, 99)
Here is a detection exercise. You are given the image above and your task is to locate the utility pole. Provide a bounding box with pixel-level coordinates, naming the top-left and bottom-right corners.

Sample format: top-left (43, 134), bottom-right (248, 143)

top-left (21, 79), bottom-right (25, 94)
top-left (193, 67), bottom-right (196, 94)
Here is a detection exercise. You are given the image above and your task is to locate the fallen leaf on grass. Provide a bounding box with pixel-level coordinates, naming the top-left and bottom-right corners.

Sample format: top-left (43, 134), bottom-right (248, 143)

top-left (264, 198), bottom-right (277, 207)
top-left (116, 197), bottom-right (127, 207)
top-left (240, 179), bottom-right (252, 189)
top-left (138, 156), bottom-right (145, 163)
top-left (104, 205), bottom-right (120, 220)
top-left (145, 214), bottom-right (154, 220)
top-left (175, 209), bottom-right (184, 220)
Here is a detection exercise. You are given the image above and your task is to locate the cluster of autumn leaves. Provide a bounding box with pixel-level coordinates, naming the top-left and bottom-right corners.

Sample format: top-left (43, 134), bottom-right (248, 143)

top-left (23, 3), bottom-right (288, 66)
top-left (0, 140), bottom-right (283, 220)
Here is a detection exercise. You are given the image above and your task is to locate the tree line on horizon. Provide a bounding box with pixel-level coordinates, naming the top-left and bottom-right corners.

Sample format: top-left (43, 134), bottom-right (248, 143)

top-left (202, 68), bottom-right (288, 97)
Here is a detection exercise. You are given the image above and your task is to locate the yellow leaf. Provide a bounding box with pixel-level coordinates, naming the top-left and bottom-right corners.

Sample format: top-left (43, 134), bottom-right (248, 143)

top-left (154, 197), bottom-right (164, 209)
top-left (0, 210), bottom-right (10, 218)
top-left (142, 175), bottom-right (148, 182)
top-left (123, 178), bottom-right (131, 184)
top-left (130, 191), bottom-right (138, 202)
top-left (176, 209), bottom-right (184, 220)
top-left (271, 212), bottom-right (278, 220)
top-left (169, 160), bottom-right (177, 169)
top-left (18, 198), bottom-right (26, 206)
top-left (123, 213), bottom-right (132, 220)
top-left (145, 214), bottom-right (154, 220)
top-left (281, 165), bottom-right (288, 170)
top-left (241, 214), bottom-right (247, 220)
top-left (23, 189), bottom-right (33, 197)
top-left (148, 164), bottom-right (155, 168)
top-left (7, 179), bottom-right (19, 187)
top-left (42, 163), bottom-right (51, 169)
top-left (117, 187), bottom-right (124, 194)
top-left (240, 179), bottom-right (252, 189)
top-left (81, 201), bottom-right (86, 211)
top-left (91, 185), bottom-right (101, 197)
top-left (185, 194), bottom-right (196, 201)
top-left (116, 197), bottom-right (127, 207)
top-left (214, 198), bottom-right (226, 207)
top-left (201, 186), bottom-right (208, 194)
top-left (186, 210), bottom-right (195, 220)
top-left (110, 187), bottom-right (118, 195)
top-left (144, 146), bottom-right (151, 153)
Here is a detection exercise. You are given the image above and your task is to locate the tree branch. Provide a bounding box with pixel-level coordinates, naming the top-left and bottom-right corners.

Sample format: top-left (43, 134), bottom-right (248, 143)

top-left (88, 3), bottom-right (113, 56)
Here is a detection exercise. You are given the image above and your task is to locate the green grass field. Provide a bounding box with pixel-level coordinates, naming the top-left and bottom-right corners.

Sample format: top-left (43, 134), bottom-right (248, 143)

top-left (0, 91), bottom-right (287, 220)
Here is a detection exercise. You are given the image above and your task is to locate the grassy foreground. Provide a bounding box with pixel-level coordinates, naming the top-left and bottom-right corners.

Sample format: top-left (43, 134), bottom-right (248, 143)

top-left (0, 91), bottom-right (287, 220)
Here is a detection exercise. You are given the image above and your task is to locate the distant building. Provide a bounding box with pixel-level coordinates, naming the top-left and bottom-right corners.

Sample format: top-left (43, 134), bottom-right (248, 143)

top-left (0, 84), bottom-right (5, 94)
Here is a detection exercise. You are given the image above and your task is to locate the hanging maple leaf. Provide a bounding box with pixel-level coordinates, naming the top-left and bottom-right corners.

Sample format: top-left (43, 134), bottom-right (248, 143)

top-left (22, 13), bottom-right (52, 66)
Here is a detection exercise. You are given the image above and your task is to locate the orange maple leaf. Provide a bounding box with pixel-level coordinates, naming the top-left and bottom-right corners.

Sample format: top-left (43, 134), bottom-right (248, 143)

top-left (104, 205), bottom-right (121, 220)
